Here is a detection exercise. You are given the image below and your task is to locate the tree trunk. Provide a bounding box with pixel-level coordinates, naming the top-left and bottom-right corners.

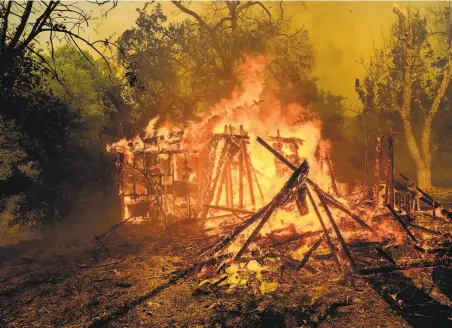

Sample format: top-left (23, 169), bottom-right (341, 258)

top-left (416, 160), bottom-right (432, 189)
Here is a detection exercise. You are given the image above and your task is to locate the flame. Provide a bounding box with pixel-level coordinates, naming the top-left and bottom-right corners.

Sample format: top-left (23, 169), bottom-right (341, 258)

top-left (107, 55), bottom-right (362, 251)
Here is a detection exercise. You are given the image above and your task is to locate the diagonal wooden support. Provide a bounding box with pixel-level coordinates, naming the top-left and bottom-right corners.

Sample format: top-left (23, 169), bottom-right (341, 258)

top-left (316, 190), bottom-right (357, 272)
top-left (247, 151), bottom-right (265, 204)
top-left (387, 204), bottom-right (417, 242)
top-left (306, 187), bottom-right (342, 271)
top-left (297, 234), bottom-right (324, 270)
top-left (325, 152), bottom-right (339, 197)
top-left (195, 161), bottom-right (309, 261)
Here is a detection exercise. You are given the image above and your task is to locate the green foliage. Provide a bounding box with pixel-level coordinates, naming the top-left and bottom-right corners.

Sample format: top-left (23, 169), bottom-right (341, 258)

top-left (45, 46), bottom-right (122, 145)
top-left (0, 49), bottom-right (119, 229)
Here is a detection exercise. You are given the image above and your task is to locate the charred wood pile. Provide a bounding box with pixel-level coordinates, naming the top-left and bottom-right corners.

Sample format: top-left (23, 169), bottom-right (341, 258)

top-left (109, 124), bottom-right (451, 294)
top-left (185, 135), bottom-right (452, 291)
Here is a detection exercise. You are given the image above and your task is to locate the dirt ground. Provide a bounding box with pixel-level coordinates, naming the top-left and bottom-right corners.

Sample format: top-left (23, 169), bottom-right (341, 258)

top-left (0, 213), bottom-right (451, 328)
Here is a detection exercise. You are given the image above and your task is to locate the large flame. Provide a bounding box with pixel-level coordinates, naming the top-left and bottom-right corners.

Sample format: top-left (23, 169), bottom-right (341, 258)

top-left (107, 55), bottom-right (358, 245)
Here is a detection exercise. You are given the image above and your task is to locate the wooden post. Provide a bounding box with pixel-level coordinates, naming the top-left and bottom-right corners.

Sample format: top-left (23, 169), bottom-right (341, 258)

top-left (184, 155), bottom-right (191, 217)
top-left (374, 134), bottom-right (384, 208)
top-left (214, 156), bottom-right (229, 206)
top-left (432, 200), bottom-right (436, 220)
top-left (325, 151), bottom-right (339, 197)
top-left (225, 162), bottom-right (231, 207)
top-left (243, 141), bottom-right (256, 209)
top-left (239, 142), bottom-right (244, 208)
top-left (200, 137), bottom-right (230, 218)
top-left (227, 160), bottom-right (233, 207)
top-left (364, 129), bottom-right (370, 196)
top-left (384, 130), bottom-right (395, 207)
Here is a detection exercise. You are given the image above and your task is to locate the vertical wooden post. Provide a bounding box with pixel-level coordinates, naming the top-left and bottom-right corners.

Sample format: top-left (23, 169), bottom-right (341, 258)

top-left (214, 157), bottom-right (228, 206)
top-left (384, 130), bottom-right (395, 207)
top-left (432, 200), bottom-right (436, 220)
top-left (325, 152), bottom-right (339, 197)
top-left (239, 139), bottom-right (245, 209)
top-left (374, 134), bottom-right (384, 209)
top-left (364, 129), bottom-right (370, 195)
top-left (227, 160), bottom-right (233, 207)
top-left (248, 151), bottom-right (265, 204)
top-left (184, 154), bottom-right (191, 217)
top-left (243, 141), bottom-right (256, 209)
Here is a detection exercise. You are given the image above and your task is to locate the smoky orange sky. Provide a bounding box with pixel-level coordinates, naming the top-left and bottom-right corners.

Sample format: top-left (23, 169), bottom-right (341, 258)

top-left (76, 1), bottom-right (434, 107)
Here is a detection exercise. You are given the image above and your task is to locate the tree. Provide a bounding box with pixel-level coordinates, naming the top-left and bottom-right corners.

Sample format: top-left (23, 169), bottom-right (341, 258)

top-left (0, 1), bottom-right (116, 81)
top-left (0, 46), bottom-right (121, 231)
top-left (44, 45), bottom-right (124, 145)
top-left (356, 4), bottom-right (452, 188)
top-left (118, 2), bottom-right (315, 131)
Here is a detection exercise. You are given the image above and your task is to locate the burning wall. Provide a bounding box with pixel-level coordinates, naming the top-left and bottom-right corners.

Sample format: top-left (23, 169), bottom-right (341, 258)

top-left (107, 55), bottom-right (345, 235)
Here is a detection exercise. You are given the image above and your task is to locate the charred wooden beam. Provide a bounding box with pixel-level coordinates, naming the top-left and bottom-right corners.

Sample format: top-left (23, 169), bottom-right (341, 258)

top-left (358, 258), bottom-right (452, 275)
top-left (407, 223), bottom-right (442, 236)
top-left (387, 205), bottom-right (417, 242)
top-left (203, 205), bottom-right (256, 215)
top-left (297, 234), bottom-right (324, 270)
top-left (317, 190), bottom-right (358, 272)
top-left (374, 134), bottom-right (384, 209)
top-left (306, 187), bottom-right (342, 271)
top-left (325, 152), bottom-right (340, 197)
top-left (375, 246), bottom-right (396, 266)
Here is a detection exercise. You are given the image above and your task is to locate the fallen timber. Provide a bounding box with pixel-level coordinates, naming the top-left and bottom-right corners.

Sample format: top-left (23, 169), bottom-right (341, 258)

top-left (358, 257), bottom-right (452, 275)
top-left (203, 204), bottom-right (256, 215)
